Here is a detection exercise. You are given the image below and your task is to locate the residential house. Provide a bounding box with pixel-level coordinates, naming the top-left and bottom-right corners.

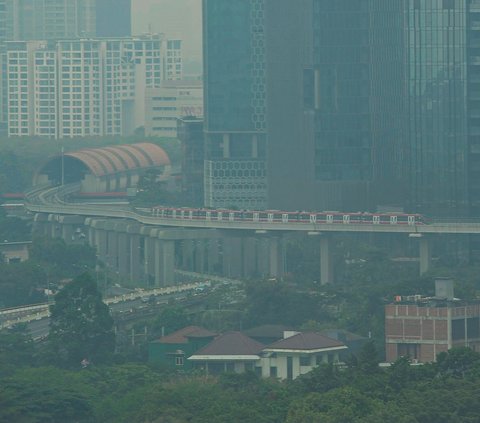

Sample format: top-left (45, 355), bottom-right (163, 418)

top-left (188, 331), bottom-right (264, 375)
top-left (260, 331), bottom-right (348, 380)
top-left (148, 326), bottom-right (216, 369)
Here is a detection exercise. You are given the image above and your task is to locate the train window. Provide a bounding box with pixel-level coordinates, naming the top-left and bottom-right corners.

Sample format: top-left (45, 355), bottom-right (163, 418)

top-left (310, 214), bottom-right (317, 223)
top-left (343, 215), bottom-right (350, 224)
top-left (326, 214), bottom-right (333, 224)
top-left (282, 213), bottom-right (289, 223)
top-left (373, 215), bottom-right (380, 224)
top-left (408, 215), bottom-right (415, 225)
top-left (390, 216), bottom-right (398, 224)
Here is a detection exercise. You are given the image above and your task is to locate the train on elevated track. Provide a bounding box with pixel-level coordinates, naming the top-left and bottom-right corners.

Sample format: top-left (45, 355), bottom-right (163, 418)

top-left (149, 207), bottom-right (426, 226)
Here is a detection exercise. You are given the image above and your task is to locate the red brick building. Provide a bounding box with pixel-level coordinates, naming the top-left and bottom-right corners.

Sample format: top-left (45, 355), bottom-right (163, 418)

top-left (385, 279), bottom-right (480, 363)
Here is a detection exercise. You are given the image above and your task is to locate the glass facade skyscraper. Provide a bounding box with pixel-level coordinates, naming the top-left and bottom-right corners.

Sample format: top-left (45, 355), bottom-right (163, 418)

top-left (203, 0), bottom-right (480, 216)
top-left (406, 0), bottom-right (469, 217)
top-left (203, 0), bottom-right (267, 209)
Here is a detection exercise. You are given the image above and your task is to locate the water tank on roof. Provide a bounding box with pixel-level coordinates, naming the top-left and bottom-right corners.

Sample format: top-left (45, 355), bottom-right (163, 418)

top-left (435, 278), bottom-right (454, 300)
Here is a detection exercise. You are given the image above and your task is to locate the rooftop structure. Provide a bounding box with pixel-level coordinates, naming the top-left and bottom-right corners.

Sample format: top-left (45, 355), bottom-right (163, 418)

top-left (34, 142), bottom-right (171, 193)
top-left (385, 279), bottom-right (480, 363)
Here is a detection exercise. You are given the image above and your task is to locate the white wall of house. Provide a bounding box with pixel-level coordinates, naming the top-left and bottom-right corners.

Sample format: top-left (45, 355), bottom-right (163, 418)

top-left (260, 351), bottom-right (341, 380)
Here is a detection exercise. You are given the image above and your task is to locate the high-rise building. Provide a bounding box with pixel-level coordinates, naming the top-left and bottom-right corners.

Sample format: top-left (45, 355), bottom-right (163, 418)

top-left (5, 0), bottom-right (96, 40)
top-left (177, 116), bottom-right (204, 206)
top-left (203, 0), bottom-right (268, 209)
top-left (96, 0), bottom-right (131, 37)
top-left (406, 1), bottom-right (470, 217)
top-left (6, 34), bottom-right (180, 138)
top-left (203, 0), bottom-right (480, 218)
top-left (145, 80), bottom-right (203, 138)
top-left (203, 0), bottom-right (405, 211)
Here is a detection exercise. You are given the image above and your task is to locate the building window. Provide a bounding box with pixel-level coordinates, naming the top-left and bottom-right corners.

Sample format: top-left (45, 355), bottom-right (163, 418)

top-left (175, 356), bottom-right (184, 366)
top-left (269, 366), bottom-right (277, 378)
top-left (300, 356), bottom-right (311, 367)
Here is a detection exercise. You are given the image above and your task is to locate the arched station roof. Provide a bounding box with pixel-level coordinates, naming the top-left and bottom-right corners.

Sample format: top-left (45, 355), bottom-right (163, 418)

top-left (50, 142), bottom-right (171, 178)
top-left (66, 142), bottom-right (170, 177)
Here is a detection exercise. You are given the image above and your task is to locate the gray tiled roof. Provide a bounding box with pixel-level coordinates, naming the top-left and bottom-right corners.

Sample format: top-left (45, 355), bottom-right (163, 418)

top-left (193, 332), bottom-right (265, 356)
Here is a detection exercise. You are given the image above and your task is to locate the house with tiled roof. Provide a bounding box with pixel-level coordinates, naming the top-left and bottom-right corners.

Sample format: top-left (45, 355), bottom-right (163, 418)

top-left (148, 326), bottom-right (217, 369)
top-left (261, 331), bottom-right (348, 380)
top-left (187, 329), bottom-right (348, 380)
top-left (243, 324), bottom-right (293, 345)
top-left (188, 332), bottom-right (265, 375)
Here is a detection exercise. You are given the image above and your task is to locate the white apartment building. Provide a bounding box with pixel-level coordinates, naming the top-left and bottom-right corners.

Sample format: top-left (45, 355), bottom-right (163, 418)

top-left (6, 35), bottom-right (182, 138)
top-left (166, 39), bottom-right (182, 81)
top-left (145, 80), bottom-right (202, 138)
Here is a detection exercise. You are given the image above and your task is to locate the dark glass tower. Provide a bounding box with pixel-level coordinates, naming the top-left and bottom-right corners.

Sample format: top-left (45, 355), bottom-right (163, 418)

top-left (203, 0), bottom-right (267, 209)
top-left (406, 0), bottom-right (469, 217)
top-left (202, 0), bottom-right (480, 216)
top-left (266, 0), bottom-right (408, 211)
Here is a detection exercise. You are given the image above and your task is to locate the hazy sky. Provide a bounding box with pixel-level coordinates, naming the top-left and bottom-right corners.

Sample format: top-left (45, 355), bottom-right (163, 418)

top-left (132, 0), bottom-right (202, 61)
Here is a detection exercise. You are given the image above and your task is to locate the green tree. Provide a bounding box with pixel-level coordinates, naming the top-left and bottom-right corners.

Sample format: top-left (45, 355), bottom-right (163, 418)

top-left (0, 261), bottom-right (47, 307)
top-left (134, 169), bottom-right (178, 206)
top-left (0, 328), bottom-right (35, 376)
top-left (435, 347), bottom-right (480, 378)
top-left (48, 273), bottom-right (114, 367)
top-left (152, 305), bottom-right (191, 336)
top-left (30, 236), bottom-right (96, 279)
top-left (0, 367), bottom-right (95, 423)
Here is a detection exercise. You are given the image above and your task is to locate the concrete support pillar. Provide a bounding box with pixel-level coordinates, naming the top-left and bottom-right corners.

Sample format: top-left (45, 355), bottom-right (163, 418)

top-left (256, 238), bottom-right (270, 278)
top-left (223, 238), bottom-right (243, 278)
top-left (194, 240), bottom-right (206, 273)
top-left (129, 234), bottom-right (141, 282)
top-left (269, 237), bottom-right (285, 279)
top-left (207, 239), bottom-right (221, 274)
top-left (243, 237), bottom-right (258, 278)
top-left (320, 235), bottom-right (334, 284)
top-left (181, 240), bottom-right (194, 270)
top-left (117, 232), bottom-right (129, 276)
top-left (419, 236), bottom-right (432, 275)
top-left (88, 226), bottom-right (95, 247)
top-left (106, 230), bottom-right (118, 269)
top-left (143, 232), bottom-right (156, 287)
top-left (97, 229), bottom-right (108, 263)
top-left (154, 239), bottom-right (175, 286)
